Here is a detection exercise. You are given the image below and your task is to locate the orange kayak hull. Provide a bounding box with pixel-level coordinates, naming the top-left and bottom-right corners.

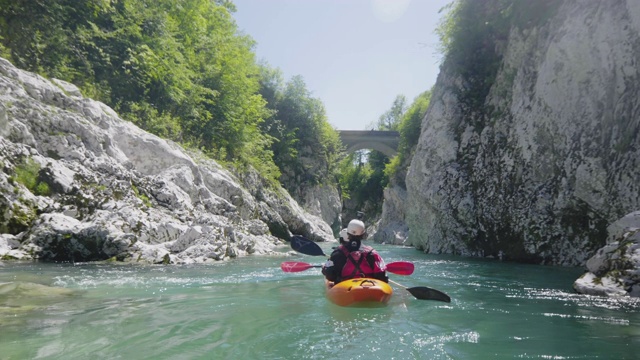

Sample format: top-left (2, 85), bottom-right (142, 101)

top-left (325, 278), bottom-right (393, 307)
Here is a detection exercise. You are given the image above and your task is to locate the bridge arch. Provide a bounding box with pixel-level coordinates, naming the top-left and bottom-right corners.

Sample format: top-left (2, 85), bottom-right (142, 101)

top-left (338, 130), bottom-right (399, 158)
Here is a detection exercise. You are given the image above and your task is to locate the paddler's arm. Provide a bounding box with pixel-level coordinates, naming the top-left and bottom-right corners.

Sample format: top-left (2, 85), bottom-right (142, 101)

top-left (369, 250), bottom-right (389, 283)
top-left (321, 251), bottom-right (345, 282)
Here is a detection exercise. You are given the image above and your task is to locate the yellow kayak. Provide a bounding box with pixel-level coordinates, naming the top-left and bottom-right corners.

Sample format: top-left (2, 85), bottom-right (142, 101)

top-left (325, 278), bottom-right (393, 307)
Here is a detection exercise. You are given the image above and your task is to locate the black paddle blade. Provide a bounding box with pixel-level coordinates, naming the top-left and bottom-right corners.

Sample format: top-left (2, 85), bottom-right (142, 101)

top-left (407, 286), bottom-right (451, 303)
top-left (290, 235), bottom-right (327, 256)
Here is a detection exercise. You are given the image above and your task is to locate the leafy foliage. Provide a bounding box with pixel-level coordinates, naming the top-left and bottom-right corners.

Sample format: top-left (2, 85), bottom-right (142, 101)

top-left (339, 95), bottom-right (408, 221)
top-left (375, 95), bottom-right (407, 131)
top-left (0, 0), bottom-right (281, 182)
top-left (338, 90), bottom-right (432, 220)
top-left (338, 149), bottom-right (389, 222)
top-left (436, 0), bottom-right (510, 123)
top-left (435, 0), bottom-right (559, 128)
top-left (385, 91), bottom-right (432, 188)
top-left (258, 68), bottom-right (343, 192)
top-left (12, 158), bottom-right (50, 196)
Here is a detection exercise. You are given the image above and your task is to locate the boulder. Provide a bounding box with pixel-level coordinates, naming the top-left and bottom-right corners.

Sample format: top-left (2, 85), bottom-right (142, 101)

top-left (573, 212), bottom-right (640, 297)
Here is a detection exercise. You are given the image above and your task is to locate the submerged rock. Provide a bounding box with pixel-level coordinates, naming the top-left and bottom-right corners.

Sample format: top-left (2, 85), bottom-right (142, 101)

top-left (0, 281), bottom-right (78, 310)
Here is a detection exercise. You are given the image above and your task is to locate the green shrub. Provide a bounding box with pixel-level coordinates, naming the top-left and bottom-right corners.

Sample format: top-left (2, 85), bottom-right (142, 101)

top-left (384, 91), bottom-right (431, 187)
top-left (131, 185), bottom-right (152, 208)
top-left (34, 182), bottom-right (51, 196)
top-left (14, 158), bottom-right (39, 190)
top-left (435, 0), bottom-right (560, 129)
top-left (13, 158), bottom-right (50, 196)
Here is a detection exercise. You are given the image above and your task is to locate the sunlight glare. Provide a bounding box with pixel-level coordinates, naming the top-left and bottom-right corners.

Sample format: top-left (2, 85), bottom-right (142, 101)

top-left (371, 0), bottom-right (411, 23)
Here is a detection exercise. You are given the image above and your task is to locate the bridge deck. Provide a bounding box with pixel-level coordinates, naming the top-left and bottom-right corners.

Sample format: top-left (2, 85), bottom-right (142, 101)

top-left (338, 130), bottom-right (399, 157)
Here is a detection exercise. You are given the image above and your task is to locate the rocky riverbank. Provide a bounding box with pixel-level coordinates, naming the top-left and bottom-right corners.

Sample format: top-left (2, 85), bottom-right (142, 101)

top-left (0, 57), bottom-right (334, 264)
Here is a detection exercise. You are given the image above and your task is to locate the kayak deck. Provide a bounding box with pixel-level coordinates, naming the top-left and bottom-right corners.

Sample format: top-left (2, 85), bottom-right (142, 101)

top-left (325, 278), bottom-right (393, 307)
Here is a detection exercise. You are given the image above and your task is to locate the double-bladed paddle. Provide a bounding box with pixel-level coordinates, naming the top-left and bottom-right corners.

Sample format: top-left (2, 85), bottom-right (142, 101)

top-left (288, 235), bottom-right (414, 275)
top-left (287, 235), bottom-right (452, 302)
top-left (280, 260), bottom-right (414, 275)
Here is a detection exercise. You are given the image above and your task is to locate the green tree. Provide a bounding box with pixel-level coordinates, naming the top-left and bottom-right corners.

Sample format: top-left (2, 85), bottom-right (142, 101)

top-left (338, 90), bottom-right (432, 220)
top-left (375, 95), bottom-right (407, 131)
top-left (0, 0), bottom-right (280, 182)
top-left (339, 95), bottom-right (408, 221)
top-left (259, 70), bottom-right (342, 193)
top-left (385, 90), bottom-right (432, 187)
top-left (435, 0), bottom-right (559, 130)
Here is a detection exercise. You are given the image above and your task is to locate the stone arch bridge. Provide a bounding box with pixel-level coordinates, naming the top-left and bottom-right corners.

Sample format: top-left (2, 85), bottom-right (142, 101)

top-left (338, 130), bottom-right (400, 157)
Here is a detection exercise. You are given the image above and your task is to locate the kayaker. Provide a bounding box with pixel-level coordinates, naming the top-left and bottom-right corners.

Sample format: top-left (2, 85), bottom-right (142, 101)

top-left (321, 219), bottom-right (388, 285)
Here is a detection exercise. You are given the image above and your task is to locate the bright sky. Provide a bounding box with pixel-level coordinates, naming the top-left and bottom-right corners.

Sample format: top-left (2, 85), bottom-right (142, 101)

top-left (232, 0), bottom-right (452, 130)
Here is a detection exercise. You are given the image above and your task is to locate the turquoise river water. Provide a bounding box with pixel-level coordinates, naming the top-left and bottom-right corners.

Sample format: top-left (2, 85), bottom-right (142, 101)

top-left (1, 243), bottom-right (638, 359)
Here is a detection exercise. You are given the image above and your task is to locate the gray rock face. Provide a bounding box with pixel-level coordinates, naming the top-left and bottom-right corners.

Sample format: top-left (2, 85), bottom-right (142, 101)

top-left (279, 148), bottom-right (342, 232)
top-left (301, 184), bottom-right (342, 232)
top-left (371, 186), bottom-right (408, 245)
top-left (0, 57), bottom-right (333, 264)
top-left (403, 0), bottom-right (640, 266)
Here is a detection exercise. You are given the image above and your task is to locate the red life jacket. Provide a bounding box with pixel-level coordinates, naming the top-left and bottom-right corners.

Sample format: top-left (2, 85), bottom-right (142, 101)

top-left (339, 245), bottom-right (385, 280)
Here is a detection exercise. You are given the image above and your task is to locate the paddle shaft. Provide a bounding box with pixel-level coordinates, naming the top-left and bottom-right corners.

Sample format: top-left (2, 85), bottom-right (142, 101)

top-left (289, 236), bottom-right (414, 274)
top-left (388, 279), bottom-right (412, 291)
top-left (280, 261), bottom-right (412, 274)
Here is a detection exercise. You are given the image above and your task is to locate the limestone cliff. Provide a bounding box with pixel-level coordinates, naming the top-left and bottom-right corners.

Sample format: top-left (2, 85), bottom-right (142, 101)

top-left (402, 0), bottom-right (640, 267)
top-left (0, 57), bottom-right (334, 264)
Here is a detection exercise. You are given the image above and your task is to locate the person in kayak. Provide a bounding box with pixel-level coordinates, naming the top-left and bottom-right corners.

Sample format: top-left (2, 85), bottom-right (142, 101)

top-left (321, 219), bottom-right (388, 285)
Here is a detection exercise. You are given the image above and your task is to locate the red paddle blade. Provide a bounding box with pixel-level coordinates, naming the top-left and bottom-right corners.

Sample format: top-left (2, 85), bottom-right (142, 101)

top-left (386, 261), bottom-right (414, 275)
top-left (280, 261), bottom-right (318, 272)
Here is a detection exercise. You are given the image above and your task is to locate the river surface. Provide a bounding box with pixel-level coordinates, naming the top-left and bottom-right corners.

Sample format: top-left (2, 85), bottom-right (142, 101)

top-left (1, 243), bottom-right (638, 359)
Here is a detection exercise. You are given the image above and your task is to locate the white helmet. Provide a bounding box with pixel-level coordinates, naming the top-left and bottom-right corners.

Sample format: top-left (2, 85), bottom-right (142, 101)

top-left (347, 219), bottom-right (365, 236)
top-left (339, 228), bottom-right (349, 241)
